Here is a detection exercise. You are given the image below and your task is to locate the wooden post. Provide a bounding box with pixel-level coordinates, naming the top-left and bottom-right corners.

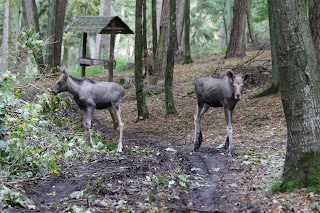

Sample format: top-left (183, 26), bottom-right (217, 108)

top-left (108, 30), bottom-right (116, 82)
top-left (81, 32), bottom-right (87, 77)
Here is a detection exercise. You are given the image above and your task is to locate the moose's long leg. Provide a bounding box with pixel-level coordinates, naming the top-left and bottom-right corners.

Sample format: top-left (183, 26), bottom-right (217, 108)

top-left (112, 103), bottom-right (124, 152)
top-left (107, 107), bottom-right (118, 139)
top-left (194, 103), bottom-right (210, 151)
top-left (224, 109), bottom-right (233, 156)
top-left (84, 107), bottom-right (94, 148)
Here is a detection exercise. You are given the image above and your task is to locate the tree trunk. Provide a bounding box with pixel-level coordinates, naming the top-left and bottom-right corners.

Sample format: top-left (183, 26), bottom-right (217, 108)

top-left (272, 0), bottom-right (320, 192)
top-left (254, 0), bottom-right (279, 97)
top-left (153, 0), bottom-right (170, 84)
top-left (45, 0), bottom-right (56, 73)
top-left (176, 0), bottom-right (185, 59)
top-left (22, 0), bottom-right (45, 72)
top-left (182, 0), bottom-right (193, 64)
top-left (225, 0), bottom-right (249, 59)
top-left (101, 0), bottom-right (112, 59)
top-left (142, 0), bottom-right (149, 77)
top-left (246, 0), bottom-right (256, 47)
top-left (225, 0), bottom-right (232, 44)
top-left (8, 0), bottom-right (20, 55)
top-left (135, 0), bottom-right (149, 120)
top-left (156, 0), bottom-right (163, 40)
top-left (165, 0), bottom-right (177, 115)
top-left (309, 0), bottom-right (320, 61)
top-left (1, 0), bottom-right (9, 72)
top-left (152, 0), bottom-right (157, 75)
top-left (53, 0), bottom-right (67, 68)
top-left (95, 0), bottom-right (111, 59)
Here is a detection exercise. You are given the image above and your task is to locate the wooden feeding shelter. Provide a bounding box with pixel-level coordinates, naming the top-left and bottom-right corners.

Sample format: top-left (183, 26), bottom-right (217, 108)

top-left (64, 16), bottom-right (134, 81)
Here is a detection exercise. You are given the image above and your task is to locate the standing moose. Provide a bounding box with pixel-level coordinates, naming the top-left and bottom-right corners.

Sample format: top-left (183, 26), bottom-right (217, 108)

top-left (194, 70), bottom-right (249, 156)
top-left (52, 66), bottom-right (125, 152)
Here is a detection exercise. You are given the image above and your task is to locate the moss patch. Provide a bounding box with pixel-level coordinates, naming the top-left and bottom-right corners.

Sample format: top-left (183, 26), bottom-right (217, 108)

top-left (278, 152), bottom-right (320, 193)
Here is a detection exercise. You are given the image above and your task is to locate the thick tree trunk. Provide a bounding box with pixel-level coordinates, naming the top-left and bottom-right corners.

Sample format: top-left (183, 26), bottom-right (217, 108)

top-left (272, 0), bottom-right (320, 192)
top-left (309, 0), bottom-right (320, 61)
top-left (135, 0), bottom-right (149, 120)
top-left (182, 0), bottom-right (193, 64)
top-left (165, 0), bottom-right (177, 115)
top-left (225, 0), bottom-right (248, 59)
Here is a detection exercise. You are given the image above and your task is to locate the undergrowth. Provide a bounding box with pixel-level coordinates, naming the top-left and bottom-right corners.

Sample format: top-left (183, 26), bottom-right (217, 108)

top-left (0, 72), bottom-right (116, 209)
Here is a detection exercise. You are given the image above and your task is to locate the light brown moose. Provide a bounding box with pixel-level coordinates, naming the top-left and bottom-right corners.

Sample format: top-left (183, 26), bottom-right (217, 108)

top-left (52, 66), bottom-right (125, 152)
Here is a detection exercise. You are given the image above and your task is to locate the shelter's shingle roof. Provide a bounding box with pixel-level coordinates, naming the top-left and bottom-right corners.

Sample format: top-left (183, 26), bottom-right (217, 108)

top-left (64, 16), bottom-right (134, 34)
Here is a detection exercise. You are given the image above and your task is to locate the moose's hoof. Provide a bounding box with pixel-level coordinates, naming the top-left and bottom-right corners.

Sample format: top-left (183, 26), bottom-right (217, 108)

top-left (117, 146), bottom-right (123, 153)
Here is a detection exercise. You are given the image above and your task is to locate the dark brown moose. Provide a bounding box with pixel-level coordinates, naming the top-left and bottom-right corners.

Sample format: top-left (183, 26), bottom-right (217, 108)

top-left (194, 70), bottom-right (249, 156)
top-left (52, 66), bottom-right (125, 152)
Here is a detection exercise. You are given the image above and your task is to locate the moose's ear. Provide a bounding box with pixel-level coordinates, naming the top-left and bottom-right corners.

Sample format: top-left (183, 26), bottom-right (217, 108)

top-left (227, 70), bottom-right (235, 79)
top-left (57, 66), bottom-right (68, 76)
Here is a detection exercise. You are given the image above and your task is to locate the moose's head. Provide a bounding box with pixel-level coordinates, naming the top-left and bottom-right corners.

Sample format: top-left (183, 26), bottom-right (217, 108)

top-left (52, 66), bottom-right (69, 95)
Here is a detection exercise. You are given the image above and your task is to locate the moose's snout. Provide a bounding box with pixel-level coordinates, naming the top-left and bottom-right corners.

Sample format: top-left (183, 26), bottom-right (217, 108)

top-left (235, 94), bottom-right (241, 101)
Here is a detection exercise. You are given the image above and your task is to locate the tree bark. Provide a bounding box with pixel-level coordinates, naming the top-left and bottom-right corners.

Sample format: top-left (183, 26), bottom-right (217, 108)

top-left (45, 0), bottom-right (56, 72)
top-left (142, 0), bottom-right (149, 77)
top-left (246, 0), bottom-right (256, 47)
top-left (22, 0), bottom-right (45, 72)
top-left (153, 0), bottom-right (170, 84)
top-left (176, 0), bottom-right (185, 59)
top-left (165, 0), bottom-right (177, 115)
top-left (182, 0), bottom-right (193, 64)
top-left (254, 0), bottom-right (279, 97)
top-left (9, 0), bottom-right (20, 53)
top-left (225, 0), bottom-right (232, 44)
top-left (309, 0), bottom-right (320, 61)
top-left (272, 0), bottom-right (320, 191)
top-left (53, 0), bottom-right (67, 68)
top-left (225, 0), bottom-right (249, 59)
top-left (135, 0), bottom-right (150, 120)
top-left (95, 0), bottom-right (111, 59)
top-left (151, 0), bottom-right (157, 76)
top-left (1, 0), bottom-right (9, 72)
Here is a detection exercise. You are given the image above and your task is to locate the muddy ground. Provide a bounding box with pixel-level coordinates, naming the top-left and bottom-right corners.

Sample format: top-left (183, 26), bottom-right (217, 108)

top-left (14, 52), bottom-right (320, 212)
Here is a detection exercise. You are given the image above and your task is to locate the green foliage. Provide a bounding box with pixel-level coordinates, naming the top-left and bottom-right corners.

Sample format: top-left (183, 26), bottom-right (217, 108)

top-left (68, 58), bottom-right (131, 77)
top-left (68, 66), bottom-right (105, 77)
top-left (0, 186), bottom-right (35, 209)
top-left (0, 72), bottom-right (110, 180)
top-left (252, 0), bottom-right (268, 23)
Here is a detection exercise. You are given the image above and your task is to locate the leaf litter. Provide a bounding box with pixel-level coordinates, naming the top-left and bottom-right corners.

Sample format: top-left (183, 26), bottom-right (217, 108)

top-left (11, 50), bottom-right (320, 212)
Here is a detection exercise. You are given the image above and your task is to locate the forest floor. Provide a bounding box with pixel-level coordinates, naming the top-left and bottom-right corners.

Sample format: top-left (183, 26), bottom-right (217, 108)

top-left (18, 50), bottom-right (320, 212)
